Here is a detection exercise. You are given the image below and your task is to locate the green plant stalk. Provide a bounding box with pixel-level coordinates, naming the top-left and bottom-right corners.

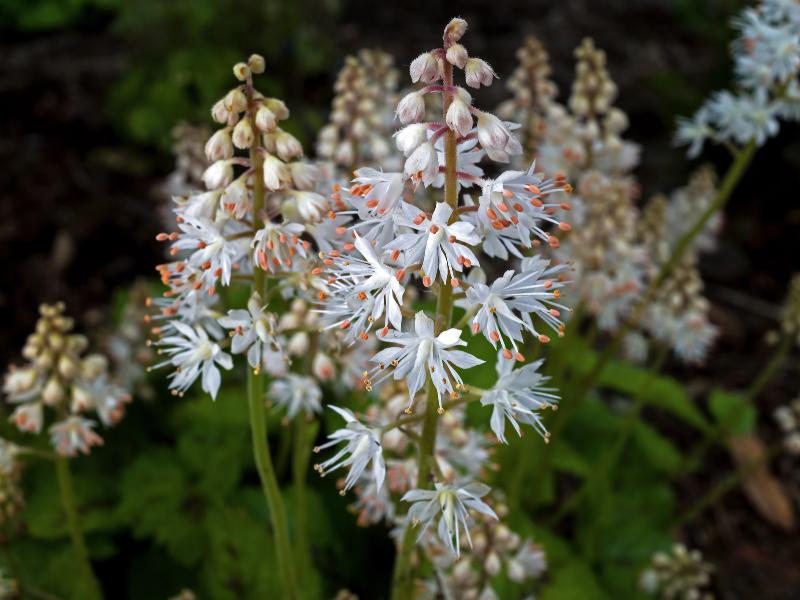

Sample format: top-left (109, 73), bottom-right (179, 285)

top-left (55, 456), bottom-right (103, 600)
top-left (674, 440), bottom-right (782, 528)
top-left (391, 63), bottom-right (458, 600)
top-left (548, 345), bottom-right (669, 526)
top-left (293, 416), bottom-right (318, 576)
top-left (548, 140), bottom-right (757, 442)
top-left (246, 81), bottom-right (299, 600)
top-left (679, 334), bottom-right (791, 474)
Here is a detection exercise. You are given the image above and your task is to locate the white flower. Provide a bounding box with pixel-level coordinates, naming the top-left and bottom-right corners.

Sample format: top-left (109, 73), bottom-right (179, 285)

top-left (466, 262), bottom-right (568, 357)
top-left (403, 141), bottom-right (439, 187)
top-left (446, 43), bottom-right (469, 68)
top-left (481, 355), bottom-right (558, 443)
top-left (314, 405), bottom-right (385, 493)
top-left (445, 91), bottom-right (474, 137)
top-left (675, 107), bottom-right (715, 158)
top-left (386, 202), bottom-right (480, 287)
top-left (74, 375), bottom-right (132, 426)
top-left (269, 373), bottom-right (322, 419)
top-left (252, 221), bottom-right (308, 273)
top-left (366, 311), bottom-right (483, 408)
top-left (350, 168), bottom-right (406, 217)
top-left (154, 321), bottom-right (232, 399)
top-left (708, 89), bottom-right (780, 146)
top-left (49, 416), bottom-right (104, 457)
top-left (402, 482), bottom-right (497, 557)
top-left (280, 190), bottom-right (328, 223)
top-left (202, 160), bottom-right (234, 190)
top-left (318, 234), bottom-right (405, 341)
top-left (218, 292), bottom-right (283, 371)
top-left (170, 215), bottom-right (241, 289)
top-left (232, 119), bottom-right (254, 149)
top-left (394, 124), bottom-right (429, 157)
top-left (396, 90), bottom-right (426, 124)
top-left (9, 402), bottom-right (43, 434)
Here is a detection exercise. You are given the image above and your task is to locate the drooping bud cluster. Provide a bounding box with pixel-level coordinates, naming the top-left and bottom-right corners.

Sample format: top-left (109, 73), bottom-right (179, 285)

top-left (317, 49), bottom-right (400, 170)
top-left (634, 167), bottom-right (721, 363)
top-left (639, 544), bottom-right (714, 600)
top-left (3, 303), bottom-right (131, 457)
top-left (676, 0), bottom-right (800, 157)
top-left (496, 36), bottom-right (558, 161)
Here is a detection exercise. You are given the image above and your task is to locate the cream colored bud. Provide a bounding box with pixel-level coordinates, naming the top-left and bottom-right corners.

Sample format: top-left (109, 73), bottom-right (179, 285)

top-left (312, 353), bottom-right (335, 381)
top-left (224, 89), bottom-right (247, 114)
top-left (464, 58), bottom-right (496, 88)
top-left (248, 54), bottom-right (266, 74)
top-left (262, 154), bottom-right (290, 191)
top-left (409, 52), bottom-right (439, 83)
top-left (445, 93), bottom-right (473, 137)
top-left (205, 128), bottom-right (234, 161)
top-left (446, 43), bottom-right (468, 69)
top-left (232, 119), bottom-right (255, 149)
top-left (211, 99), bottom-right (229, 124)
top-left (287, 331), bottom-right (309, 356)
top-left (264, 98), bottom-right (289, 120)
top-left (396, 91), bottom-right (426, 124)
top-left (233, 62), bottom-right (250, 81)
top-left (255, 105), bottom-right (277, 132)
top-left (81, 354), bottom-right (107, 379)
top-left (71, 385), bottom-right (93, 412)
top-left (57, 354), bottom-right (77, 379)
top-left (275, 130), bottom-right (303, 161)
top-left (444, 17), bottom-right (468, 42)
top-left (202, 160), bottom-right (234, 190)
top-left (484, 551), bottom-right (502, 576)
top-left (42, 377), bottom-right (64, 405)
top-left (507, 559), bottom-right (525, 583)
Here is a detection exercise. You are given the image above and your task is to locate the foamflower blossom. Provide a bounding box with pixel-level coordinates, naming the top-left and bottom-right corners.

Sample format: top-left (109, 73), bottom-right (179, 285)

top-left (269, 373), bottom-right (322, 420)
top-left (314, 405), bottom-right (385, 493)
top-left (365, 312), bottom-right (483, 408)
top-left (49, 416), bottom-right (104, 457)
top-left (218, 292), bottom-right (283, 371)
top-left (154, 321), bottom-right (233, 399)
top-left (480, 356), bottom-right (559, 443)
top-left (402, 482), bottom-right (498, 557)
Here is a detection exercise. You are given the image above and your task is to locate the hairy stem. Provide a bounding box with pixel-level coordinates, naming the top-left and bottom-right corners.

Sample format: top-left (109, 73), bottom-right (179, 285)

top-left (246, 76), bottom-right (299, 600)
top-left (55, 456), bottom-right (103, 600)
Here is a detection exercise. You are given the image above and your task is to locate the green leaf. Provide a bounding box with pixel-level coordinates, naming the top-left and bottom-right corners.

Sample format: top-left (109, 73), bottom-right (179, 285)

top-left (708, 388), bottom-right (755, 435)
top-left (631, 421), bottom-right (682, 474)
top-left (539, 559), bottom-right (610, 600)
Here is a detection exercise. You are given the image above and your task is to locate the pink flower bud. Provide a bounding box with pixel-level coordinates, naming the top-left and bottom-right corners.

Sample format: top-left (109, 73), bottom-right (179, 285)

top-left (445, 92), bottom-right (473, 136)
top-left (444, 17), bottom-right (468, 43)
top-left (396, 91), bottom-right (426, 124)
top-left (409, 52), bottom-right (440, 83)
top-left (465, 58), bottom-right (496, 88)
top-left (476, 111), bottom-right (510, 152)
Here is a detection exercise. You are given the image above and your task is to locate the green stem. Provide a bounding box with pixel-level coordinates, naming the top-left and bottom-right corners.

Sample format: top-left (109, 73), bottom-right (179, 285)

top-left (674, 441), bottom-right (782, 528)
top-left (549, 140), bottom-right (756, 441)
top-left (678, 334), bottom-right (791, 474)
top-left (245, 73), bottom-right (299, 600)
top-left (391, 58), bottom-right (458, 600)
top-left (55, 457), bottom-right (102, 600)
top-left (547, 345), bottom-right (669, 526)
top-left (293, 416), bottom-right (317, 575)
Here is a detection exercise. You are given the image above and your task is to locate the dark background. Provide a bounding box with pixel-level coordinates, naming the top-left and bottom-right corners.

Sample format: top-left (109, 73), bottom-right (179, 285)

top-left (1, 0), bottom-right (799, 596)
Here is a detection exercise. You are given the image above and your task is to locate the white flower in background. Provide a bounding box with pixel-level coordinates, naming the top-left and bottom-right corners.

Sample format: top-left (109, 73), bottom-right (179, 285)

top-left (386, 202), bottom-right (480, 287)
top-left (366, 312), bottom-right (483, 408)
top-left (481, 356), bottom-right (558, 443)
top-left (9, 402), bottom-right (43, 434)
top-left (708, 89), bottom-right (780, 146)
top-left (674, 107), bottom-right (715, 159)
top-left (314, 405), bottom-right (385, 493)
top-left (154, 321), bottom-right (232, 399)
top-left (218, 292), bottom-right (283, 371)
top-left (318, 234), bottom-right (405, 340)
top-left (467, 262), bottom-right (568, 357)
top-left (402, 482), bottom-right (497, 557)
top-left (49, 416), bottom-right (104, 457)
top-left (269, 373), bottom-right (322, 419)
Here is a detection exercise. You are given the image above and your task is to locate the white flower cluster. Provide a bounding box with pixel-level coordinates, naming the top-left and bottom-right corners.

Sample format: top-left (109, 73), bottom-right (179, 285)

top-left (310, 18), bottom-right (572, 566)
top-left (317, 49), bottom-right (400, 171)
top-left (639, 543), bottom-right (714, 600)
top-left (2, 303), bottom-right (131, 457)
top-left (774, 396), bottom-right (800, 456)
top-left (676, 0), bottom-right (800, 157)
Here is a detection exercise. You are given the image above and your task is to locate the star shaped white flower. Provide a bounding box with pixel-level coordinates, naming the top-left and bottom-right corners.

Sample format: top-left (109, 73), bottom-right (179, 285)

top-left (154, 321), bottom-right (232, 399)
top-left (49, 416), bottom-right (104, 457)
top-left (480, 355), bottom-right (559, 443)
top-left (269, 373), bottom-right (322, 420)
top-left (366, 311), bottom-right (483, 409)
top-left (402, 481), bottom-right (498, 557)
top-left (252, 221), bottom-right (309, 273)
top-left (386, 202), bottom-right (480, 287)
top-left (314, 405), bottom-right (385, 493)
top-left (170, 215), bottom-right (242, 290)
top-left (218, 292), bottom-right (283, 371)
top-left (318, 234), bottom-right (405, 341)
top-left (466, 259), bottom-right (568, 358)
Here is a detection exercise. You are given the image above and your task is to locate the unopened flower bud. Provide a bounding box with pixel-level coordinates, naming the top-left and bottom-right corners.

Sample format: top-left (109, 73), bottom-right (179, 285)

top-left (262, 154), bottom-right (290, 191)
top-left (205, 129), bottom-right (233, 161)
top-left (444, 18), bottom-right (468, 43)
top-left (476, 111), bottom-right (510, 151)
top-left (403, 141), bottom-right (438, 186)
top-left (334, 140), bottom-right (354, 165)
top-left (232, 119), bottom-right (254, 149)
top-left (287, 331), bottom-right (309, 356)
top-left (409, 52), bottom-right (440, 83)
top-left (275, 131), bottom-right (303, 161)
top-left (485, 551), bottom-right (502, 576)
top-left (71, 385), bottom-right (92, 412)
top-left (42, 377), bottom-right (64, 405)
top-left (211, 99), bottom-right (229, 124)
top-left (264, 98), bottom-right (289, 120)
top-left (507, 559), bottom-right (525, 583)
top-left (248, 54), bottom-right (266, 74)
top-left (445, 92), bottom-right (473, 136)
top-left (232, 62), bottom-right (250, 81)
top-left (224, 89), bottom-right (247, 114)
top-left (396, 91), bottom-right (426, 124)
top-left (57, 354), bottom-right (77, 379)
top-left (464, 58), bottom-right (496, 88)
top-left (202, 160), bottom-right (234, 190)
top-left (290, 162), bottom-right (320, 191)
top-left (255, 105), bottom-right (277, 132)
top-left (312, 353), bottom-right (335, 381)
top-left (81, 354), bottom-right (107, 379)
top-left (446, 43), bottom-right (468, 69)
top-left (394, 123), bottom-right (428, 156)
